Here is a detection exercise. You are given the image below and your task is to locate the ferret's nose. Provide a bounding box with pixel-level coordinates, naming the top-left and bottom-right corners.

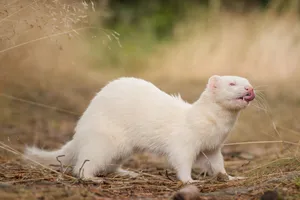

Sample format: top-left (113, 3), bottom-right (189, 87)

top-left (244, 86), bottom-right (255, 102)
top-left (244, 86), bottom-right (253, 92)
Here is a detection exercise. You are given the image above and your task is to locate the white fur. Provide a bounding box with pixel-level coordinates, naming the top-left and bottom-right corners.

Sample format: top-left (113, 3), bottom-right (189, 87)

top-left (24, 75), bottom-right (254, 183)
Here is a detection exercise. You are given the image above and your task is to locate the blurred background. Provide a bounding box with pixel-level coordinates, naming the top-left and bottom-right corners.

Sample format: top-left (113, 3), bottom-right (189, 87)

top-left (1, 0), bottom-right (300, 156)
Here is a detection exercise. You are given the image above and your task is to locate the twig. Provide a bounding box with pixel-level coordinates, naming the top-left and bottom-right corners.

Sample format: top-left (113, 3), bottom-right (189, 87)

top-left (56, 155), bottom-right (65, 181)
top-left (165, 170), bottom-right (175, 182)
top-left (78, 159), bottom-right (90, 179)
top-left (56, 155), bottom-right (65, 173)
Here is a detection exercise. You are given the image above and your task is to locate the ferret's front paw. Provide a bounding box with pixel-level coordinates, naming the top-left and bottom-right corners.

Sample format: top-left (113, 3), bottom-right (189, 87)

top-left (228, 175), bottom-right (246, 181)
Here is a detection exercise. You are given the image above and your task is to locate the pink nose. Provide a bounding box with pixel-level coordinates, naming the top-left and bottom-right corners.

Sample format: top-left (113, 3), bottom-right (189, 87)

top-left (244, 86), bottom-right (253, 91)
top-left (244, 86), bottom-right (255, 102)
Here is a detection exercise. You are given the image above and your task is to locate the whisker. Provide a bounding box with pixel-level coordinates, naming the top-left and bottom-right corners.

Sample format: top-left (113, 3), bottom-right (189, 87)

top-left (254, 85), bottom-right (269, 89)
top-left (255, 90), bottom-right (266, 97)
top-left (253, 92), bottom-right (270, 110)
top-left (254, 89), bottom-right (266, 92)
top-left (254, 97), bottom-right (269, 111)
top-left (254, 92), bottom-right (269, 110)
top-left (256, 93), bottom-right (267, 99)
top-left (255, 97), bottom-right (268, 109)
top-left (251, 103), bottom-right (269, 113)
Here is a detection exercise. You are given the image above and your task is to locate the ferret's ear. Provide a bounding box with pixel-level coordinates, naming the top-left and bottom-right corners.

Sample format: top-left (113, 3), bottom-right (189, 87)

top-left (207, 75), bottom-right (221, 89)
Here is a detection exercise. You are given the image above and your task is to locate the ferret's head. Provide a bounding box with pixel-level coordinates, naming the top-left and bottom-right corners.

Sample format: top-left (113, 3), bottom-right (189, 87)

top-left (205, 75), bottom-right (255, 110)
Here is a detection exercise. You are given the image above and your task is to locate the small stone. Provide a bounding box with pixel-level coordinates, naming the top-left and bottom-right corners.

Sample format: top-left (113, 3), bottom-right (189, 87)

top-left (260, 190), bottom-right (279, 200)
top-left (171, 185), bottom-right (200, 200)
top-left (216, 173), bottom-right (229, 182)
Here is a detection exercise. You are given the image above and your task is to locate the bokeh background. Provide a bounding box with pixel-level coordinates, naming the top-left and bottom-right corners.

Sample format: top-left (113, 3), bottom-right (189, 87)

top-left (1, 0), bottom-right (300, 157)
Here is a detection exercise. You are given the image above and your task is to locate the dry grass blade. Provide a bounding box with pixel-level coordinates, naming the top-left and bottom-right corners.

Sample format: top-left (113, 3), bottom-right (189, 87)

top-left (0, 26), bottom-right (117, 54)
top-left (0, 93), bottom-right (80, 116)
top-left (0, 141), bottom-right (77, 181)
top-left (224, 140), bottom-right (300, 146)
top-left (4, 177), bottom-right (53, 184)
top-left (277, 126), bottom-right (300, 137)
top-left (0, 145), bottom-right (19, 155)
top-left (0, 141), bottom-right (19, 154)
top-left (244, 157), bottom-right (293, 173)
top-left (0, 1), bottom-right (38, 24)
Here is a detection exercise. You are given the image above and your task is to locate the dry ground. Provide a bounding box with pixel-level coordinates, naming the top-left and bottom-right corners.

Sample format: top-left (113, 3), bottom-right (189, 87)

top-left (1, 76), bottom-right (300, 200)
top-left (1, 1), bottom-right (300, 199)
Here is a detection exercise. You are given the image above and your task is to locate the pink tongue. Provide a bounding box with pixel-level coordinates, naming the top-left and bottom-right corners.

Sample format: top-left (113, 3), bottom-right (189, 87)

top-left (244, 91), bottom-right (255, 102)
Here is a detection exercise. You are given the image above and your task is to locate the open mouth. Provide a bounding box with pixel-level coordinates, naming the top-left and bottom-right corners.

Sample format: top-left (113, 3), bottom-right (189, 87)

top-left (237, 91), bottom-right (255, 102)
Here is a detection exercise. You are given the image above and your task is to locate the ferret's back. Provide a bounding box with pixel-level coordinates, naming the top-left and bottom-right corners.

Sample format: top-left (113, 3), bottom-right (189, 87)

top-left (100, 77), bottom-right (165, 98)
top-left (79, 77), bottom-right (190, 131)
top-left (96, 77), bottom-right (186, 106)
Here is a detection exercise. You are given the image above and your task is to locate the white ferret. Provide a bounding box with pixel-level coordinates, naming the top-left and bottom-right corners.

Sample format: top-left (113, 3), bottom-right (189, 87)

top-left (25, 75), bottom-right (255, 183)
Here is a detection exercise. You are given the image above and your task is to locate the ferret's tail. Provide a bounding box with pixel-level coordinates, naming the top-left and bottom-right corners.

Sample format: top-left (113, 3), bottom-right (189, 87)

top-left (24, 140), bottom-right (76, 167)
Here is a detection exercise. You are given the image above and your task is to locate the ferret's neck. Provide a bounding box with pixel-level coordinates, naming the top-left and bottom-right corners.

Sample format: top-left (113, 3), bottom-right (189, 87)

top-left (186, 90), bottom-right (241, 151)
top-left (188, 90), bottom-right (240, 124)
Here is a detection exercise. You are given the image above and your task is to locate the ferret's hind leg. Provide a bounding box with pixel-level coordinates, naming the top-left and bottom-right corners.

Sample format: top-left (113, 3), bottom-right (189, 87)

top-left (73, 159), bottom-right (104, 183)
top-left (72, 139), bottom-right (124, 183)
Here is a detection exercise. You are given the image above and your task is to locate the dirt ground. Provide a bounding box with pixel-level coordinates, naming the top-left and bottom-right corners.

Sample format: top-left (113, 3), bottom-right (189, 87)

top-left (1, 1), bottom-right (300, 199)
top-left (1, 79), bottom-right (300, 200)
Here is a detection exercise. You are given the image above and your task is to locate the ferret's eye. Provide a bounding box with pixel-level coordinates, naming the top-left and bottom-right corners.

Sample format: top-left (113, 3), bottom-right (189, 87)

top-left (229, 83), bottom-right (236, 86)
